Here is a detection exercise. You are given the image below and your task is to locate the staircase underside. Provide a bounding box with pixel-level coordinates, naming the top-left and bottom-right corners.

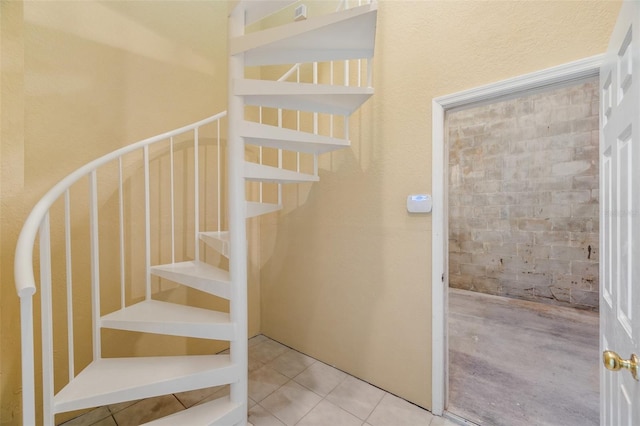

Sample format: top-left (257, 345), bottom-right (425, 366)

top-left (234, 79), bottom-right (374, 115)
top-left (240, 120), bottom-right (350, 154)
top-left (151, 261), bottom-right (231, 300)
top-left (246, 201), bottom-right (282, 218)
top-left (245, 162), bottom-right (319, 183)
top-left (232, 3), bottom-right (377, 66)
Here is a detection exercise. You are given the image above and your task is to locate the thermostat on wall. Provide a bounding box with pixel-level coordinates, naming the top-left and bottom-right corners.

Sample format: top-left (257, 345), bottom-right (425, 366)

top-left (407, 194), bottom-right (432, 213)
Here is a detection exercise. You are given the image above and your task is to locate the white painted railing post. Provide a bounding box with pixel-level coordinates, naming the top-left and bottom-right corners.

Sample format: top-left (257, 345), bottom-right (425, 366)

top-left (228, 4), bottom-right (248, 425)
top-left (40, 214), bottom-right (55, 426)
top-left (19, 296), bottom-right (35, 426)
top-left (89, 171), bottom-right (102, 361)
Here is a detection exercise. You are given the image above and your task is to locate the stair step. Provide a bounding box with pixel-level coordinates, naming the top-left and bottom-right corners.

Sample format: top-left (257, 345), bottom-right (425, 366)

top-left (246, 201), bottom-right (282, 218)
top-left (234, 79), bottom-right (373, 115)
top-left (200, 231), bottom-right (230, 258)
top-left (142, 396), bottom-right (243, 425)
top-left (151, 261), bottom-right (231, 300)
top-left (232, 3), bottom-right (377, 66)
top-left (237, 0), bottom-right (298, 26)
top-left (245, 162), bottom-right (319, 184)
top-left (53, 355), bottom-right (238, 413)
top-left (100, 299), bottom-right (235, 340)
top-left (240, 121), bottom-right (350, 154)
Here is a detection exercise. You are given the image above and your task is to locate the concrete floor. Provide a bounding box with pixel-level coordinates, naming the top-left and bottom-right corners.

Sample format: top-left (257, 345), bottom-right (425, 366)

top-left (447, 288), bottom-right (599, 426)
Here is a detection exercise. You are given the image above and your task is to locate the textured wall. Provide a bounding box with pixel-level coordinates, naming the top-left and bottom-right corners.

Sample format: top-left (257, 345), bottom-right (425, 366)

top-left (0, 2), bottom-right (258, 424)
top-left (260, 0), bottom-right (620, 410)
top-left (448, 81), bottom-right (599, 310)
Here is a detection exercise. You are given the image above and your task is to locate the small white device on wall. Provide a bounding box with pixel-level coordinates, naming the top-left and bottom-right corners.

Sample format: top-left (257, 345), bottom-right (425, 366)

top-left (407, 194), bottom-right (432, 213)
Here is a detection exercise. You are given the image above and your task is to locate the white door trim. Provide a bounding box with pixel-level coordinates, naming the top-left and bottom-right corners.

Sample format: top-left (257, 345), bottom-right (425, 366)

top-left (431, 54), bottom-right (604, 416)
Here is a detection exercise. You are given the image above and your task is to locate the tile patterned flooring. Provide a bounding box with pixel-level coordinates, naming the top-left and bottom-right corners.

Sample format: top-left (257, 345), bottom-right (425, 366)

top-left (448, 288), bottom-right (599, 426)
top-left (60, 335), bottom-right (453, 426)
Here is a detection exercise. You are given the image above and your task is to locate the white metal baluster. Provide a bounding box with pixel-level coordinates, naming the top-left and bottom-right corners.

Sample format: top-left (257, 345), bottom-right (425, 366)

top-left (169, 138), bottom-right (175, 263)
top-left (358, 59), bottom-right (362, 87)
top-left (297, 66), bottom-right (301, 172)
top-left (217, 121), bottom-right (221, 232)
top-left (89, 170), bottom-right (101, 360)
top-left (118, 158), bottom-right (125, 309)
top-left (20, 296), bottom-right (35, 426)
top-left (313, 62), bottom-right (319, 135)
top-left (40, 213), bottom-right (54, 426)
top-left (143, 147), bottom-right (151, 299)
top-left (344, 115), bottom-right (350, 139)
top-left (64, 190), bottom-right (75, 381)
top-left (278, 109), bottom-right (282, 205)
top-left (367, 58), bottom-right (373, 87)
top-left (330, 62), bottom-right (335, 137)
top-left (194, 128), bottom-right (200, 262)
top-left (259, 107), bottom-right (263, 203)
top-left (344, 60), bottom-right (349, 86)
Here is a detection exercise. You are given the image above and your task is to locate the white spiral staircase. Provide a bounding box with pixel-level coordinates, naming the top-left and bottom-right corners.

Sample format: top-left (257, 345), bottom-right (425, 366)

top-left (14, 2), bottom-right (377, 425)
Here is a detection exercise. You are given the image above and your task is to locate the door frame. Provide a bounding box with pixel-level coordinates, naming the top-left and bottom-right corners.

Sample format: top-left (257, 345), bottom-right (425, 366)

top-left (431, 54), bottom-right (605, 416)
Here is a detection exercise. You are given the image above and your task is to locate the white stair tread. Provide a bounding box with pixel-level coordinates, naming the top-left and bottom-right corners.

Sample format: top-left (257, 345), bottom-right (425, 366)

top-left (142, 396), bottom-right (243, 425)
top-left (232, 3), bottom-right (377, 66)
top-left (245, 162), bottom-right (319, 183)
top-left (54, 355), bottom-right (238, 413)
top-left (200, 231), bottom-right (230, 258)
top-left (100, 299), bottom-right (235, 340)
top-left (236, 0), bottom-right (298, 26)
top-left (246, 201), bottom-right (282, 218)
top-left (234, 79), bottom-right (374, 115)
top-left (151, 261), bottom-right (231, 300)
top-left (240, 121), bottom-right (350, 154)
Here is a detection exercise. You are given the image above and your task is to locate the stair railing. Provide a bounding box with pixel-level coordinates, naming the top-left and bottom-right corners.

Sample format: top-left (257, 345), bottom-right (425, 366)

top-left (247, 0), bottom-right (374, 210)
top-left (15, 112), bottom-right (227, 425)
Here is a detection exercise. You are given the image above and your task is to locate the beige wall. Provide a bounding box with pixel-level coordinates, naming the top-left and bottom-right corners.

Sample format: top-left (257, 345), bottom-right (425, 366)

top-left (0, 2), bottom-right (246, 424)
top-left (0, 0), bottom-right (623, 423)
top-left (260, 0), bottom-right (621, 410)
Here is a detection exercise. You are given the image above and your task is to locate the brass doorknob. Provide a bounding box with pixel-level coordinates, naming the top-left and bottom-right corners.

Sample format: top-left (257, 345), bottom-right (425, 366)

top-left (603, 350), bottom-right (639, 380)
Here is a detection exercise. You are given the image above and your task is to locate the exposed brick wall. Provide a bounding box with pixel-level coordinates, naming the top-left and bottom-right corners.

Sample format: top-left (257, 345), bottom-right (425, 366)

top-left (447, 81), bottom-right (599, 311)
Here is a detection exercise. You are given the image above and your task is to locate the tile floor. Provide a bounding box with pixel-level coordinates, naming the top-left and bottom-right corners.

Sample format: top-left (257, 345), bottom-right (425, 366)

top-left (448, 288), bottom-right (599, 426)
top-left (60, 335), bottom-right (454, 426)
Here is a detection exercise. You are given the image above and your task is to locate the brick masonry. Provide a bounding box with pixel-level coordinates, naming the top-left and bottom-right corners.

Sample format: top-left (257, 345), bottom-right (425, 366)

top-left (447, 81), bottom-right (599, 311)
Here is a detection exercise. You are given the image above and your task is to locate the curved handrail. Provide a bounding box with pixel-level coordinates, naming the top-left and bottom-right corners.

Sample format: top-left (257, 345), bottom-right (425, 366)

top-left (14, 111), bottom-right (227, 300)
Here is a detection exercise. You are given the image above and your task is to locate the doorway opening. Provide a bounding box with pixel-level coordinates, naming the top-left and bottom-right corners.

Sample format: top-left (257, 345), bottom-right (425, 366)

top-left (430, 56), bottom-right (606, 424)
top-left (444, 80), bottom-right (600, 425)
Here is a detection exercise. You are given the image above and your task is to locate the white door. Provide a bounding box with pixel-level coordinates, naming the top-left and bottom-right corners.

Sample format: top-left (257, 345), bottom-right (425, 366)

top-left (600, 2), bottom-right (640, 425)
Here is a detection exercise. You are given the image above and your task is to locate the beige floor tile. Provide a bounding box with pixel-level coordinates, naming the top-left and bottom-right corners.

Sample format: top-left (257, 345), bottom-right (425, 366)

top-left (249, 339), bottom-right (290, 364)
top-left (430, 416), bottom-right (459, 426)
top-left (267, 349), bottom-right (316, 378)
top-left (249, 334), bottom-right (269, 347)
top-left (112, 394), bottom-right (184, 426)
top-left (94, 416), bottom-right (116, 426)
top-left (174, 384), bottom-right (226, 408)
top-left (107, 399), bottom-right (139, 415)
top-left (249, 353), bottom-right (265, 373)
top-left (248, 365), bottom-right (289, 402)
top-left (260, 380), bottom-right (322, 426)
top-left (59, 407), bottom-right (112, 425)
top-left (195, 385), bottom-right (230, 405)
top-left (326, 375), bottom-right (385, 420)
top-left (248, 404), bottom-right (286, 426)
top-left (367, 393), bottom-right (434, 426)
top-left (294, 361), bottom-right (347, 397)
top-left (297, 400), bottom-right (362, 426)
